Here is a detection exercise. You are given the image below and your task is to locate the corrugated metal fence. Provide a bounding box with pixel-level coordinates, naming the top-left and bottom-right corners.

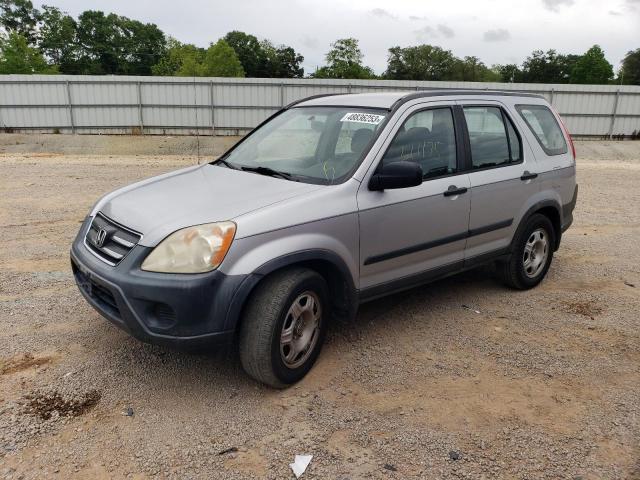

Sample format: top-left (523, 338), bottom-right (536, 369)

top-left (1, 75), bottom-right (639, 137)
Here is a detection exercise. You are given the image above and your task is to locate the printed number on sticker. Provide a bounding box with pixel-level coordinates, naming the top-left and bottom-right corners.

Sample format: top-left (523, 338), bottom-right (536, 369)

top-left (340, 112), bottom-right (385, 125)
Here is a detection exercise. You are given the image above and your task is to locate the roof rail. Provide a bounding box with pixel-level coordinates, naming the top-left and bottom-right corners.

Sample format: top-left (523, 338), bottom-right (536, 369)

top-left (390, 89), bottom-right (545, 112)
top-left (285, 93), bottom-right (348, 109)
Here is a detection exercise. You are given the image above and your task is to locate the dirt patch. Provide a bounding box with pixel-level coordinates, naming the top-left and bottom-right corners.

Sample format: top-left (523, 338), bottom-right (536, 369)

top-left (0, 353), bottom-right (52, 375)
top-left (563, 300), bottom-right (604, 319)
top-left (223, 449), bottom-right (269, 478)
top-left (23, 390), bottom-right (101, 420)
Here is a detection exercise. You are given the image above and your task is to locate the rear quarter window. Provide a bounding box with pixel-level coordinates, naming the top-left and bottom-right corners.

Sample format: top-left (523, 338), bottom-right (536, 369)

top-left (516, 105), bottom-right (567, 156)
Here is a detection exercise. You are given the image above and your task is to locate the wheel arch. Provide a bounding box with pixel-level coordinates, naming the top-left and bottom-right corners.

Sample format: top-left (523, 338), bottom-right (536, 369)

top-left (512, 200), bottom-right (563, 252)
top-left (224, 249), bottom-right (358, 333)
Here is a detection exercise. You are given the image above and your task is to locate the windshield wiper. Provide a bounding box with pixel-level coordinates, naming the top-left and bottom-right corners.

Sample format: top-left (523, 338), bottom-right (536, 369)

top-left (214, 158), bottom-right (238, 169)
top-left (240, 166), bottom-right (294, 180)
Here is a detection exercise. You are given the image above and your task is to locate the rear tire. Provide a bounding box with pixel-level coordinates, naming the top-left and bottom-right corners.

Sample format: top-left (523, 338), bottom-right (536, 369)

top-left (498, 213), bottom-right (555, 290)
top-left (239, 268), bottom-right (328, 388)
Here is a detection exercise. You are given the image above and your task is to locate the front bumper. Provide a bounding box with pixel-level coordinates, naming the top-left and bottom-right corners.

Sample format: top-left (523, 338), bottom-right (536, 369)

top-left (70, 217), bottom-right (250, 349)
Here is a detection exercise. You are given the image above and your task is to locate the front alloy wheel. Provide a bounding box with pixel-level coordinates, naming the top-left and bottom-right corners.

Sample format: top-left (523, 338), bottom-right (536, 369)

top-left (280, 291), bottom-right (322, 369)
top-left (239, 268), bottom-right (328, 388)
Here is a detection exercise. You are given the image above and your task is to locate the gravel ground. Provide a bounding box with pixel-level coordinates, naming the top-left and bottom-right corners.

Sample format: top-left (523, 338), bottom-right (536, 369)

top-left (0, 135), bottom-right (639, 479)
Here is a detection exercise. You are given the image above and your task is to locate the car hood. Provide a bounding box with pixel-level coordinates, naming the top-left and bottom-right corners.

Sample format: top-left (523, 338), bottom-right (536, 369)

top-left (93, 164), bottom-right (323, 246)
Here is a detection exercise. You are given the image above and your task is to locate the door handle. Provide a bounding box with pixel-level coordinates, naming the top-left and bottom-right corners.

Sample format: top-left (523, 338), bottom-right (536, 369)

top-left (443, 185), bottom-right (468, 197)
top-left (520, 171), bottom-right (538, 181)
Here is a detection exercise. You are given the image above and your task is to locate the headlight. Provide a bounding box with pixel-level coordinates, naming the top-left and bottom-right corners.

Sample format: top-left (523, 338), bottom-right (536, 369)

top-left (141, 221), bottom-right (236, 273)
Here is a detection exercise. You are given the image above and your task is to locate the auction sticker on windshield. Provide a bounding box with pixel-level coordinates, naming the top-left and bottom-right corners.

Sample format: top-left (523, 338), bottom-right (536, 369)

top-left (340, 112), bottom-right (385, 125)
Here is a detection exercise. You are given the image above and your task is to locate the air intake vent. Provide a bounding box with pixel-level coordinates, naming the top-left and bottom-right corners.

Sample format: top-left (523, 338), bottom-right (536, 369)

top-left (85, 213), bottom-right (141, 265)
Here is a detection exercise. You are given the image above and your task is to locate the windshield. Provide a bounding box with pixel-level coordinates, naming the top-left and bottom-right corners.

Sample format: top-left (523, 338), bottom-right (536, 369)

top-left (215, 106), bottom-right (388, 184)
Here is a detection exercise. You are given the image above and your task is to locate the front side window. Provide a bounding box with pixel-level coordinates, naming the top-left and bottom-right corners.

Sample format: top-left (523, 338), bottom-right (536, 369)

top-left (516, 104), bottom-right (567, 155)
top-left (217, 107), bottom-right (387, 184)
top-left (381, 107), bottom-right (457, 179)
top-left (463, 106), bottom-right (522, 169)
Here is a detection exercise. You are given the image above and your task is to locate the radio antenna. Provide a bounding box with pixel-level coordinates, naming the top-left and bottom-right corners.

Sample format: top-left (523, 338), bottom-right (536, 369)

top-left (193, 75), bottom-right (201, 165)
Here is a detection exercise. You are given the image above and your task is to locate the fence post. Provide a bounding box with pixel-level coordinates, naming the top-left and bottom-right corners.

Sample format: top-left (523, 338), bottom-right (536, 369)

top-left (608, 89), bottom-right (620, 140)
top-left (65, 80), bottom-right (75, 134)
top-left (549, 88), bottom-right (554, 105)
top-left (279, 82), bottom-right (285, 107)
top-left (210, 81), bottom-right (215, 136)
top-left (137, 81), bottom-right (144, 134)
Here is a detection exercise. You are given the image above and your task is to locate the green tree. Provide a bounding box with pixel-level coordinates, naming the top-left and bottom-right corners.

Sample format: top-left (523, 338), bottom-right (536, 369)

top-left (558, 54), bottom-right (580, 82)
top-left (75, 10), bottom-right (165, 75)
top-left (384, 44), bottom-right (457, 80)
top-left (0, 31), bottom-right (54, 73)
top-left (120, 16), bottom-right (166, 75)
top-left (223, 31), bottom-right (304, 78)
top-left (37, 5), bottom-right (78, 73)
top-left (0, 0), bottom-right (40, 43)
top-left (177, 54), bottom-right (205, 76)
top-left (570, 45), bottom-right (613, 84)
top-left (521, 50), bottom-right (558, 82)
top-left (520, 49), bottom-right (577, 83)
top-left (313, 38), bottom-right (375, 79)
top-left (260, 40), bottom-right (304, 78)
top-left (453, 56), bottom-right (500, 82)
top-left (151, 38), bottom-right (204, 76)
top-left (201, 39), bottom-right (244, 77)
top-left (273, 46), bottom-right (303, 77)
top-left (494, 63), bottom-right (522, 83)
top-left (619, 48), bottom-right (640, 85)
top-left (223, 30), bottom-right (266, 77)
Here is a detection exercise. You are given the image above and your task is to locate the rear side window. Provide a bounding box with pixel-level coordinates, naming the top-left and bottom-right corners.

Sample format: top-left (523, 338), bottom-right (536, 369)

top-left (516, 105), bottom-right (567, 156)
top-left (463, 106), bottom-right (522, 169)
top-left (381, 107), bottom-right (457, 179)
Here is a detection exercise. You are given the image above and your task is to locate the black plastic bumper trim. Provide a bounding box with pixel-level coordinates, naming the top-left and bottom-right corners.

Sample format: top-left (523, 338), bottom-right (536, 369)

top-left (364, 218), bottom-right (513, 266)
top-left (360, 246), bottom-right (510, 302)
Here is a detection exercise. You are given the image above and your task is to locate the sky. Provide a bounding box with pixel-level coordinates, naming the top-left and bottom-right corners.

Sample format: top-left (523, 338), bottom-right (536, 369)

top-left (35, 0), bottom-right (640, 75)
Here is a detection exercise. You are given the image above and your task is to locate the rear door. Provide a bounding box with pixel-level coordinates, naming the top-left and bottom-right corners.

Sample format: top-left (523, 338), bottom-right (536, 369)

top-left (457, 101), bottom-right (540, 262)
top-left (357, 102), bottom-right (471, 292)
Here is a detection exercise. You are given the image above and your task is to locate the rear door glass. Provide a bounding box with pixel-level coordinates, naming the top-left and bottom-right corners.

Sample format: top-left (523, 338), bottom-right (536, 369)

top-left (463, 106), bottom-right (521, 169)
top-left (516, 105), bottom-right (567, 155)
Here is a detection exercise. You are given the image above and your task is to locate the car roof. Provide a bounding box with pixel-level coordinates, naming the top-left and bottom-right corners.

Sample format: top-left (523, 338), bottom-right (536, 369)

top-left (293, 90), bottom-right (545, 110)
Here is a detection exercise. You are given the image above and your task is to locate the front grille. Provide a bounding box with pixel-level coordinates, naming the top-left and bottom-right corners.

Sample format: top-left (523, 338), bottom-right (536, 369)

top-left (85, 213), bottom-right (141, 265)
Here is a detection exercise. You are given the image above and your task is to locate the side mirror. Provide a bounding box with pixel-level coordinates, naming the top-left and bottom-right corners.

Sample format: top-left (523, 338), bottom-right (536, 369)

top-left (368, 161), bottom-right (423, 191)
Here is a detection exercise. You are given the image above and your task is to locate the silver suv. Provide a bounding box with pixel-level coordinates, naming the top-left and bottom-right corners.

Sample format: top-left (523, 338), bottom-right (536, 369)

top-left (71, 91), bottom-right (578, 387)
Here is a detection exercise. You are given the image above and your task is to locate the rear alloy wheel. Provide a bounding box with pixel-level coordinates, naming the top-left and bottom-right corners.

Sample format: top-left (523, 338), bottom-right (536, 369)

top-left (522, 228), bottom-right (549, 279)
top-left (239, 268), bottom-right (328, 388)
top-left (497, 213), bottom-right (555, 290)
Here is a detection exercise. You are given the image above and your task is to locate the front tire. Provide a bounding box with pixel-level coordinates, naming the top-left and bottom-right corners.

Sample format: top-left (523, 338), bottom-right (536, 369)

top-left (498, 213), bottom-right (555, 290)
top-left (239, 268), bottom-right (329, 388)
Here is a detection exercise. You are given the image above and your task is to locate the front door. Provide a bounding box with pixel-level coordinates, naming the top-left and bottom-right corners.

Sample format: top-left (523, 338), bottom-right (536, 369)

top-left (357, 103), bottom-right (471, 293)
